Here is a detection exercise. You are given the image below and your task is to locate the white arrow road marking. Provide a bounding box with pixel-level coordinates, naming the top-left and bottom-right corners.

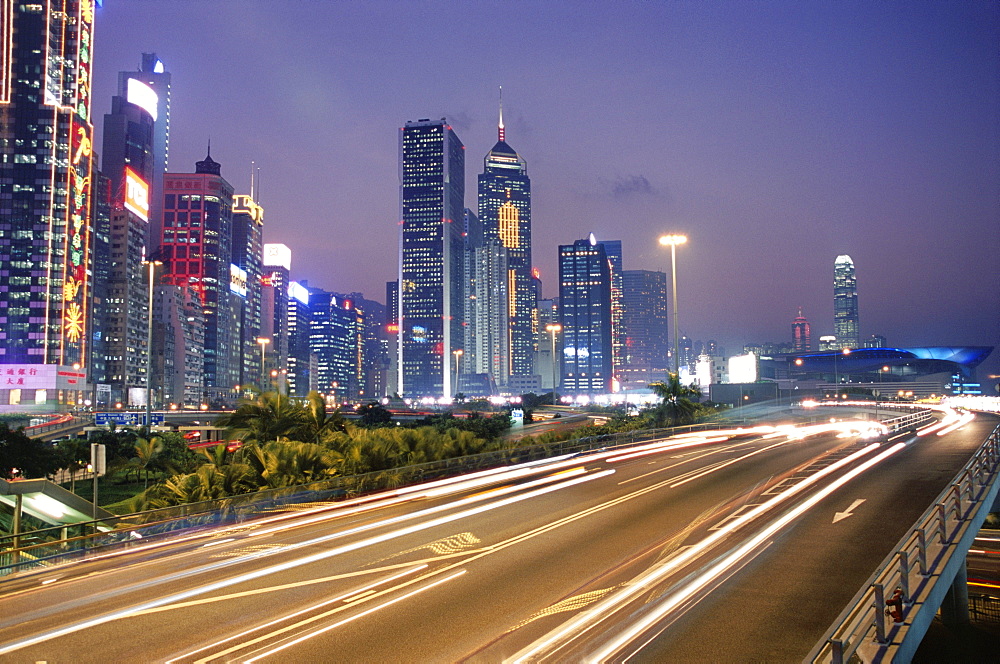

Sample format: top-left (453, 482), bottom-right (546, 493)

top-left (833, 498), bottom-right (866, 523)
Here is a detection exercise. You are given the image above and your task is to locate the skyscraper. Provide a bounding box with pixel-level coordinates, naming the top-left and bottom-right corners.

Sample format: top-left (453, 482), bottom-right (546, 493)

top-left (621, 269), bottom-right (669, 389)
top-left (834, 255), bottom-right (859, 349)
top-left (478, 92), bottom-right (534, 383)
top-left (231, 192), bottom-right (264, 389)
top-left (558, 235), bottom-right (613, 395)
top-left (159, 151), bottom-right (236, 401)
top-left (792, 306), bottom-right (811, 353)
top-left (398, 118), bottom-right (465, 398)
top-left (100, 75), bottom-right (157, 406)
top-left (118, 54), bottom-right (171, 245)
top-left (308, 288), bottom-right (364, 402)
top-left (286, 281), bottom-right (313, 397)
top-left (597, 240), bottom-right (624, 386)
top-left (261, 243), bottom-right (292, 378)
top-left (0, 1), bottom-right (97, 410)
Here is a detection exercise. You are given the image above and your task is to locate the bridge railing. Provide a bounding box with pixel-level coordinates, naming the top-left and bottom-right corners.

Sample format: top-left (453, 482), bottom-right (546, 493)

top-left (809, 421), bottom-right (1000, 664)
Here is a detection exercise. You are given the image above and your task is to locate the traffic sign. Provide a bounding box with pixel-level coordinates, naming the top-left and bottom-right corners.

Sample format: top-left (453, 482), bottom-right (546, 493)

top-left (95, 412), bottom-right (165, 426)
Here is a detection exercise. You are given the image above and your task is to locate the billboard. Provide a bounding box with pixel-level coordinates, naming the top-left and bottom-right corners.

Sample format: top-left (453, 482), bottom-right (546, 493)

top-left (230, 264), bottom-right (248, 298)
top-left (263, 243), bottom-right (291, 271)
top-left (126, 78), bottom-right (158, 121)
top-left (124, 167), bottom-right (149, 222)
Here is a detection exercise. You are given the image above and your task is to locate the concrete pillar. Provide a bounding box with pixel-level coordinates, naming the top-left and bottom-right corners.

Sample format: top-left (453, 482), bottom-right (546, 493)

top-left (941, 556), bottom-right (970, 627)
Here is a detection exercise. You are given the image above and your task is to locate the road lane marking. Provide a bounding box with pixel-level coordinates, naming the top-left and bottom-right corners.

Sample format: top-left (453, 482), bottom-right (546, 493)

top-left (832, 498), bottom-right (867, 523)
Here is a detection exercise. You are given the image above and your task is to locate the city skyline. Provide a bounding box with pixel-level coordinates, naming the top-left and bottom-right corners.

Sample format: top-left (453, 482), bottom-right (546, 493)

top-left (90, 1), bottom-right (999, 376)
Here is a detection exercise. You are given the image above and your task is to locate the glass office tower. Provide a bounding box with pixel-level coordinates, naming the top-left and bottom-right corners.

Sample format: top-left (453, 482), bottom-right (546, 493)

top-left (558, 235), bottom-right (613, 395)
top-left (398, 118), bottom-right (465, 398)
top-left (834, 255), bottom-right (859, 349)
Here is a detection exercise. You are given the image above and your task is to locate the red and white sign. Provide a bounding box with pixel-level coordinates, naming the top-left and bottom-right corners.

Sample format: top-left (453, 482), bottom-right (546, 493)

top-left (124, 167), bottom-right (149, 222)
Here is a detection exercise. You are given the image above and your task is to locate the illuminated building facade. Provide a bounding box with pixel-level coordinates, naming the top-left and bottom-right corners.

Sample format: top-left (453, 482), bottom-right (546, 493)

top-left (0, 1), bottom-right (97, 411)
top-left (621, 269), bottom-right (669, 390)
top-left (100, 76), bottom-right (156, 406)
top-left (159, 152), bottom-right (236, 399)
top-left (308, 288), bottom-right (364, 401)
top-left (261, 243), bottom-right (291, 380)
top-left (477, 96), bottom-right (534, 383)
top-left (286, 281), bottom-right (313, 397)
top-left (152, 284), bottom-right (204, 408)
top-left (792, 306), bottom-right (811, 353)
top-left (558, 235), bottom-right (613, 395)
top-left (231, 193), bottom-right (264, 389)
top-left (834, 255), bottom-right (859, 349)
top-left (597, 240), bottom-right (624, 386)
top-left (398, 118), bottom-right (465, 398)
top-left (118, 53), bottom-right (170, 245)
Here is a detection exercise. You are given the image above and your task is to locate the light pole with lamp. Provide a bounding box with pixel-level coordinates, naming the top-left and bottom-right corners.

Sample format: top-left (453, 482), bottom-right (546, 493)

top-left (546, 323), bottom-right (561, 403)
top-left (256, 337), bottom-right (270, 391)
top-left (452, 349), bottom-right (463, 398)
top-left (659, 234), bottom-right (687, 375)
top-left (143, 260), bottom-right (162, 429)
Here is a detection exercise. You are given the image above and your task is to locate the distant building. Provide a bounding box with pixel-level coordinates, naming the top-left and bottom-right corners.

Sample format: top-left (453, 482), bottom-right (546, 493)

top-left (159, 151), bottom-right (236, 401)
top-left (863, 334), bottom-right (887, 349)
top-left (231, 193), bottom-right (264, 389)
top-left (478, 95), bottom-right (534, 383)
top-left (834, 255), bottom-right (859, 349)
top-left (621, 269), bottom-right (669, 390)
top-left (598, 240), bottom-right (625, 386)
top-left (398, 118), bottom-right (465, 398)
top-left (261, 244), bottom-right (292, 381)
top-left (558, 235), bottom-right (613, 395)
top-left (792, 307), bottom-right (811, 353)
top-left (308, 288), bottom-right (364, 402)
top-left (152, 284), bottom-right (204, 408)
top-left (286, 282), bottom-right (313, 397)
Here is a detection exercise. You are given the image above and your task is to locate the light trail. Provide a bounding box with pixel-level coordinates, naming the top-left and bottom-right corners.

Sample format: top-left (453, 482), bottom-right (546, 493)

top-left (0, 468), bottom-right (613, 657)
top-left (506, 441), bottom-right (894, 662)
top-left (588, 442), bottom-right (909, 662)
top-left (165, 565), bottom-right (428, 663)
top-left (241, 569), bottom-right (468, 663)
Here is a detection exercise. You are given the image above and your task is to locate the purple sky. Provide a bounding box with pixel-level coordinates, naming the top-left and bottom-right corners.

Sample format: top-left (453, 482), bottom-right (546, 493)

top-left (92, 1), bottom-right (1000, 381)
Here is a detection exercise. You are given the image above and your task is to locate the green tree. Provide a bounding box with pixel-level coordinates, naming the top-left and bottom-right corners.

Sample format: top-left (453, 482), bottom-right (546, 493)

top-left (237, 440), bottom-right (342, 489)
top-left (0, 423), bottom-right (58, 479)
top-left (355, 402), bottom-right (393, 427)
top-left (649, 373), bottom-right (703, 427)
top-left (214, 391), bottom-right (305, 444)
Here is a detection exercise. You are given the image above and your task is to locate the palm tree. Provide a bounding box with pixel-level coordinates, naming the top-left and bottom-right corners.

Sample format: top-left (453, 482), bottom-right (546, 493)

top-left (649, 373), bottom-right (702, 427)
top-left (130, 436), bottom-right (164, 488)
top-left (295, 391), bottom-right (347, 444)
top-left (237, 440), bottom-right (342, 489)
top-left (215, 390), bottom-right (305, 444)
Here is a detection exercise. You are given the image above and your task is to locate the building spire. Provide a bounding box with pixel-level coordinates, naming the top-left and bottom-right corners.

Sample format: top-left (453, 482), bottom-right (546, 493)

top-left (498, 85), bottom-right (505, 142)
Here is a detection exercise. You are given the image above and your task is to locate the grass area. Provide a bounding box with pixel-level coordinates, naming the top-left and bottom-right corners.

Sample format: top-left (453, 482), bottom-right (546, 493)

top-left (64, 476), bottom-right (153, 508)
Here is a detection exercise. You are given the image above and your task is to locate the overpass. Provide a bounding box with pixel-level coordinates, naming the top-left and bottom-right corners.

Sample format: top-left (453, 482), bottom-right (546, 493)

top-left (0, 403), bottom-right (995, 661)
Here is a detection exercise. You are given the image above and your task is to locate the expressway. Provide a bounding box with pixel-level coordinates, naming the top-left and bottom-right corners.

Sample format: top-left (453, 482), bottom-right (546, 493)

top-left (0, 408), bottom-right (993, 663)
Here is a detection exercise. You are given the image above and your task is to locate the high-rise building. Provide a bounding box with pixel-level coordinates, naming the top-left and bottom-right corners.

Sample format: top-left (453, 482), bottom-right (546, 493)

top-left (0, 1), bottom-right (98, 411)
top-left (621, 269), bottom-right (669, 390)
top-left (159, 151), bottom-right (236, 401)
top-left (478, 93), bottom-right (534, 383)
top-left (792, 306), bottom-right (812, 353)
top-left (558, 235), bottom-right (613, 395)
top-left (286, 281), bottom-right (313, 397)
top-left (398, 118), bottom-right (465, 398)
top-left (100, 76), bottom-right (157, 406)
top-left (231, 192), bottom-right (264, 389)
top-left (834, 255), bottom-right (859, 349)
top-left (308, 288), bottom-right (364, 402)
top-left (118, 53), bottom-right (171, 247)
top-left (151, 284), bottom-right (204, 408)
top-left (261, 243), bottom-right (291, 381)
top-left (597, 240), bottom-right (624, 386)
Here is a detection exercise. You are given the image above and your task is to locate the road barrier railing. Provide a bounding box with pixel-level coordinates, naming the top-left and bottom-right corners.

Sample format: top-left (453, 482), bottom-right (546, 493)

top-left (809, 421), bottom-right (1000, 664)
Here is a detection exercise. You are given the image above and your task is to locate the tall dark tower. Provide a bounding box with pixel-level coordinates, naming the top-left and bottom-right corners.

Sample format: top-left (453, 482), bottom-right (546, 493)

top-left (558, 234), bottom-right (613, 395)
top-left (834, 255), bottom-right (859, 349)
top-left (0, 1), bottom-right (97, 411)
top-left (398, 118), bottom-right (465, 398)
top-left (792, 306), bottom-right (812, 353)
top-left (478, 89), bottom-right (534, 383)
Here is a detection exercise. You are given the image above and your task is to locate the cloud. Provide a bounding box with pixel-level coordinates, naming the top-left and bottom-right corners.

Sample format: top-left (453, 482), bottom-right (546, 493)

top-left (598, 174), bottom-right (665, 200)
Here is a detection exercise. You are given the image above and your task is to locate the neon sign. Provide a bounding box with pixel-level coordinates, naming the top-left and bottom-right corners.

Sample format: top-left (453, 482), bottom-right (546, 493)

top-left (126, 78), bottom-right (158, 121)
top-left (124, 167), bottom-right (149, 222)
top-left (230, 264), bottom-right (248, 298)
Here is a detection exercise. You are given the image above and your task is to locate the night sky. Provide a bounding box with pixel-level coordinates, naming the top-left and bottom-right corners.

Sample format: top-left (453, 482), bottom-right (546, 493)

top-left (91, 1), bottom-right (1000, 381)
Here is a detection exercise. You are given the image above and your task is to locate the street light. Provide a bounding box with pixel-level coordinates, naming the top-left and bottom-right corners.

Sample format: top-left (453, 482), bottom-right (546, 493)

top-left (834, 347), bottom-right (851, 386)
top-left (256, 337), bottom-right (270, 391)
top-left (546, 323), bottom-right (562, 403)
top-left (143, 260), bottom-right (162, 429)
top-left (452, 349), bottom-right (463, 397)
top-left (659, 234), bottom-right (687, 374)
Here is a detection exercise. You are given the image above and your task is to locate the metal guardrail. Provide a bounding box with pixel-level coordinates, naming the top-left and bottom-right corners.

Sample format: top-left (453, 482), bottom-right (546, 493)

top-left (0, 420), bottom-right (740, 576)
top-left (809, 422), bottom-right (1000, 664)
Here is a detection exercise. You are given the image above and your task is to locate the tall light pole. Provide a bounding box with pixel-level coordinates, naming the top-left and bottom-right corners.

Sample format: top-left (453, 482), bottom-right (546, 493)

top-left (143, 260), bottom-right (162, 429)
top-left (546, 323), bottom-right (561, 402)
top-left (256, 337), bottom-right (270, 391)
top-left (659, 234), bottom-right (687, 375)
top-left (452, 349), bottom-right (463, 397)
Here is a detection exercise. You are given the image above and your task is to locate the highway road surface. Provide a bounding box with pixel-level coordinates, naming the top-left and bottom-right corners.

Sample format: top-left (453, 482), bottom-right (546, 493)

top-left (0, 406), bottom-right (994, 663)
